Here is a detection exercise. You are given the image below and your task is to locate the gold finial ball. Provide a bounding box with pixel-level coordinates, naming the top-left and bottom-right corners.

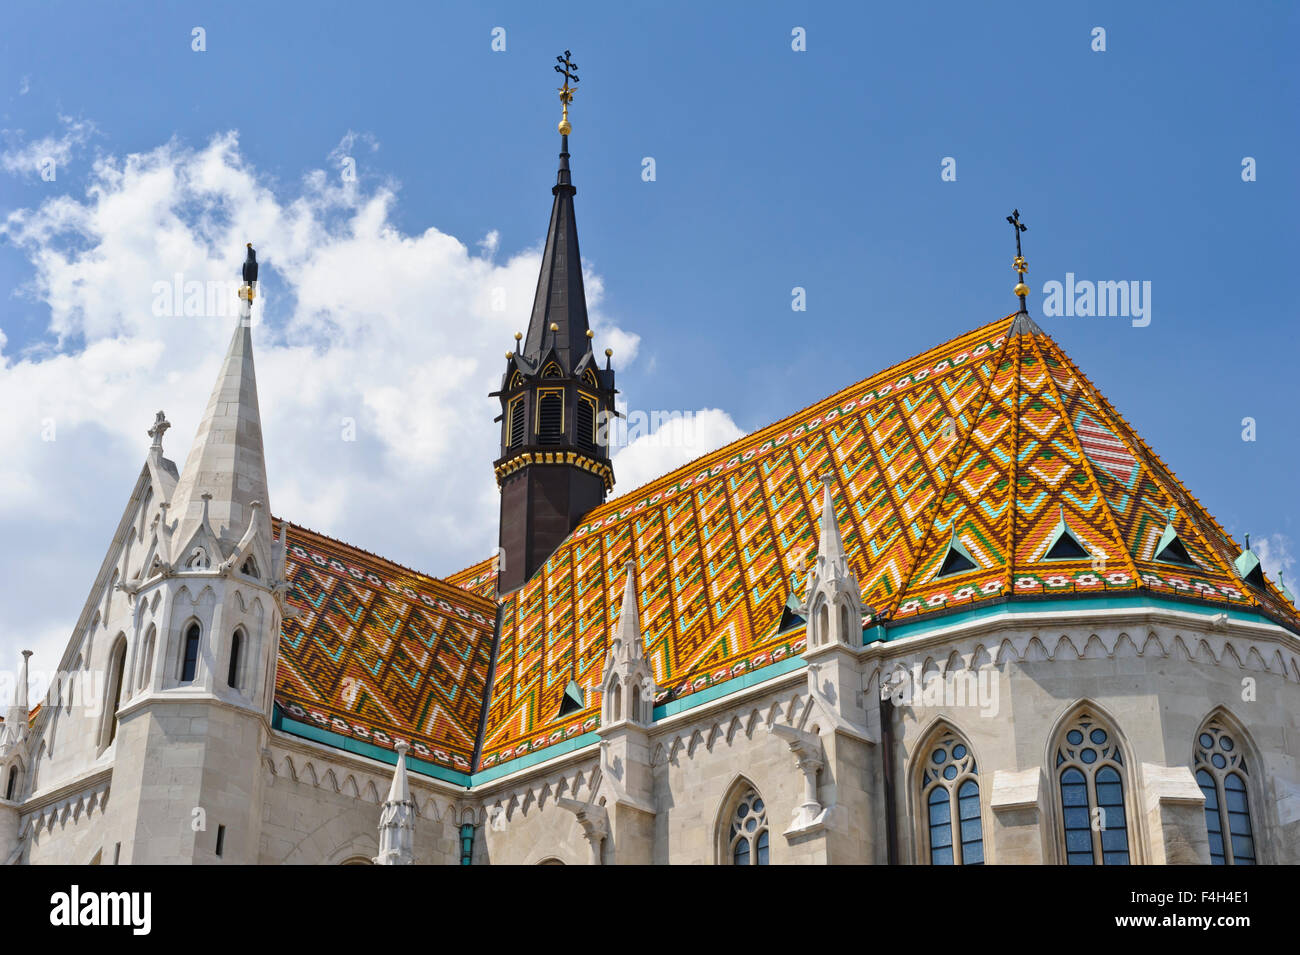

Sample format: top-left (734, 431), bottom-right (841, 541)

top-left (550, 322), bottom-right (559, 332)
top-left (604, 348), bottom-right (613, 357)
top-left (1014, 282), bottom-right (1031, 298)
top-left (558, 118), bottom-right (572, 135)
top-left (506, 351), bottom-right (514, 359)
top-left (513, 331), bottom-right (522, 341)
top-left (586, 329), bottom-right (594, 338)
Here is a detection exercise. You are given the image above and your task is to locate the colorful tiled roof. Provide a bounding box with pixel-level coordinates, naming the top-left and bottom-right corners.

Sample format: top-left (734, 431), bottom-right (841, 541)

top-left (274, 521), bottom-right (497, 773)
top-left (474, 315), bottom-right (1299, 772)
top-left (446, 556), bottom-right (499, 600)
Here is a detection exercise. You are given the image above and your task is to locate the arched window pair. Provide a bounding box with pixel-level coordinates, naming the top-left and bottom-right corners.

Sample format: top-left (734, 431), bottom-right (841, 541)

top-left (911, 713), bottom-right (1130, 865)
top-left (811, 598), bottom-right (852, 647)
top-left (1052, 708), bottom-right (1260, 866)
top-left (176, 623), bottom-right (244, 689)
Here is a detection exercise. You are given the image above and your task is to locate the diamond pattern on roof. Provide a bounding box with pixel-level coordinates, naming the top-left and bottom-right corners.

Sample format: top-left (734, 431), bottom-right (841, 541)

top-left (471, 315), bottom-right (1299, 773)
top-left (274, 522), bottom-right (497, 772)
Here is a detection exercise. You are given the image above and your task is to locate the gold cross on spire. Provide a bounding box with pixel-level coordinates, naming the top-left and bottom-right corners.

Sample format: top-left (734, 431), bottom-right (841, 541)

top-left (554, 50), bottom-right (579, 134)
top-left (1006, 209), bottom-right (1030, 312)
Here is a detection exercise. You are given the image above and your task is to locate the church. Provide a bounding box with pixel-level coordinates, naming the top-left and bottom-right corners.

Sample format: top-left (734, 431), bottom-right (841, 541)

top-left (2, 63), bottom-right (1298, 866)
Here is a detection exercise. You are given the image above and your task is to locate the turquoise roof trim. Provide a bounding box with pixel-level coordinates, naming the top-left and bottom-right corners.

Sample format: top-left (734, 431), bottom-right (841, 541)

top-left (272, 704), bottom-right (473, 787)
top-left (653, 652), bottom-right (807, 721)
top-left (883, 592), bottom-right (1281, 643)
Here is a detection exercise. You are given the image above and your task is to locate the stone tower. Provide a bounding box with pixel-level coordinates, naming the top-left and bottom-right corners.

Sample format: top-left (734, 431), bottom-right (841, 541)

top-left (493, 119), bottom-right (617, 594)
top-left (101, 245), bottom-right (290, 864)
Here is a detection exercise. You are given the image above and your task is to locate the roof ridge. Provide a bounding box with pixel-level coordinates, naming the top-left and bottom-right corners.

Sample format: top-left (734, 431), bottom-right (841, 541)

top-left (589, 314), bottom-right (1018, 518)
top-left (444, 553), bottom-right (498, 585)
top-left (274, 516), bottom-right (496, 611)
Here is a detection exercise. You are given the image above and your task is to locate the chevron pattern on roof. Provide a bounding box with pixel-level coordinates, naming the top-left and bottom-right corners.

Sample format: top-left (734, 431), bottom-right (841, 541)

top-left (472, 315), bottom-right (1299, 773)
top-left (274, 522), bottom-right (497, 772)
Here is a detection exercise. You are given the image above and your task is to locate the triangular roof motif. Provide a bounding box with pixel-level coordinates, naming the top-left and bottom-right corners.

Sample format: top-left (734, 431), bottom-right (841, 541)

top-left (1153, 516), bottom-right (1197, 567)
top-left (1040, 506), bottom-right (1092, 561)
top-left (936, 533), bottom-right (979, 577)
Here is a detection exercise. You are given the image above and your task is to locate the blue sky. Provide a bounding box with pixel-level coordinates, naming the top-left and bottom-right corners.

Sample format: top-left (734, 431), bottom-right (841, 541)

top-left (1, 1), bottom-right (1297, 669)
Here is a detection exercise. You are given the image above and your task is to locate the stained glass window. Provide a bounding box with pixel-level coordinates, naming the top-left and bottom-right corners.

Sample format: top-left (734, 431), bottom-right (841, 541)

top-left (919, 730), bottom-right (983, 864)
top-left (726, 786), bottom-right (770, 865)
top-left (1055, 710), bottom-right (1130, 865)
top-left (1194, 718), bottom-right (1256, 865)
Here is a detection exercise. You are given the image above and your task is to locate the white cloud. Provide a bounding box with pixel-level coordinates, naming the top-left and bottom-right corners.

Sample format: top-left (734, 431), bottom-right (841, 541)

top-left (0, 114), bottom-right (96, 177)
top-left (0, 127), bottom-right (699, 673)
top-left (610, 407), bottom-right (746, 495)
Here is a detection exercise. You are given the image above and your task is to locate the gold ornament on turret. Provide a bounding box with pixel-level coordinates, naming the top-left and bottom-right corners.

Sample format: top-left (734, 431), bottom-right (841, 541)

top-left (1006, 210), bottom-right (1030, 303)
top-left (555, 50), bottom-right (579, 134)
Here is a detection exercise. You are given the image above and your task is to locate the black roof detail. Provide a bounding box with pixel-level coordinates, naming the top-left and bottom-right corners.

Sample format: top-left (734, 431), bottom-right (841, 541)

top-left (520, 135), bottom-right (591, 372)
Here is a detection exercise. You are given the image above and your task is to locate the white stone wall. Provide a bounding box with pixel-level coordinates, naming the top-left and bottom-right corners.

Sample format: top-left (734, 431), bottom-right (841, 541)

top-left (649, 677), bottom-right (826, 864)
top-left (478, 757), bottom-right (601, 865)
top-left (20, 776), bottom-right (113, 864)
top-left (259, 740), bottom-right (465, 865)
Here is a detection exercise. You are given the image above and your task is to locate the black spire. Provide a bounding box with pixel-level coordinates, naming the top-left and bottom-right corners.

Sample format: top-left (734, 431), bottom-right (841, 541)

top-left (519, 134), bottom-right (591, 371)
top-left (492, 51), bottom-right (616, 595)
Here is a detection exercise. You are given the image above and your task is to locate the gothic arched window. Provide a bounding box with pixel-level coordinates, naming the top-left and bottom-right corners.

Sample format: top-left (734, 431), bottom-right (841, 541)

top-left (723, 784), bottom-right (770, 865)
top-left (100, 635), bottom-right (128, 750)
top-left (1194, 717), bottom-right (1257, 865)
top-left (180, 623), bottom-right (201, 683)
top-left (137, 626), bottom-right (156, 693)
top-left (1055, 709), bottom-right (1130, 865)
top-left (919, 728), bottom-right (984, 864)
top-left (5, 765), bottom-right (17, 801)
top-left (227, 629), bottom-right (244, 690)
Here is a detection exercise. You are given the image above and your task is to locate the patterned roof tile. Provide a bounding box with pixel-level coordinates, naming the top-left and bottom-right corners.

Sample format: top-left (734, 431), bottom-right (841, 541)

top-left (475, 316), bottom-right (1300, 772)
top-left (274, 521), bottom-right (497, 772)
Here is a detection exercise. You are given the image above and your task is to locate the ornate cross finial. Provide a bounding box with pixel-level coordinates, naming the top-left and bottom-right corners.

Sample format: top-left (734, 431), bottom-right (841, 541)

top-left (554, 50), bottom-right (579, 134)
top-left (1006, 209), bottom-right (1029, 312)
top-left (148, 410), bottom-right (171, 450)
